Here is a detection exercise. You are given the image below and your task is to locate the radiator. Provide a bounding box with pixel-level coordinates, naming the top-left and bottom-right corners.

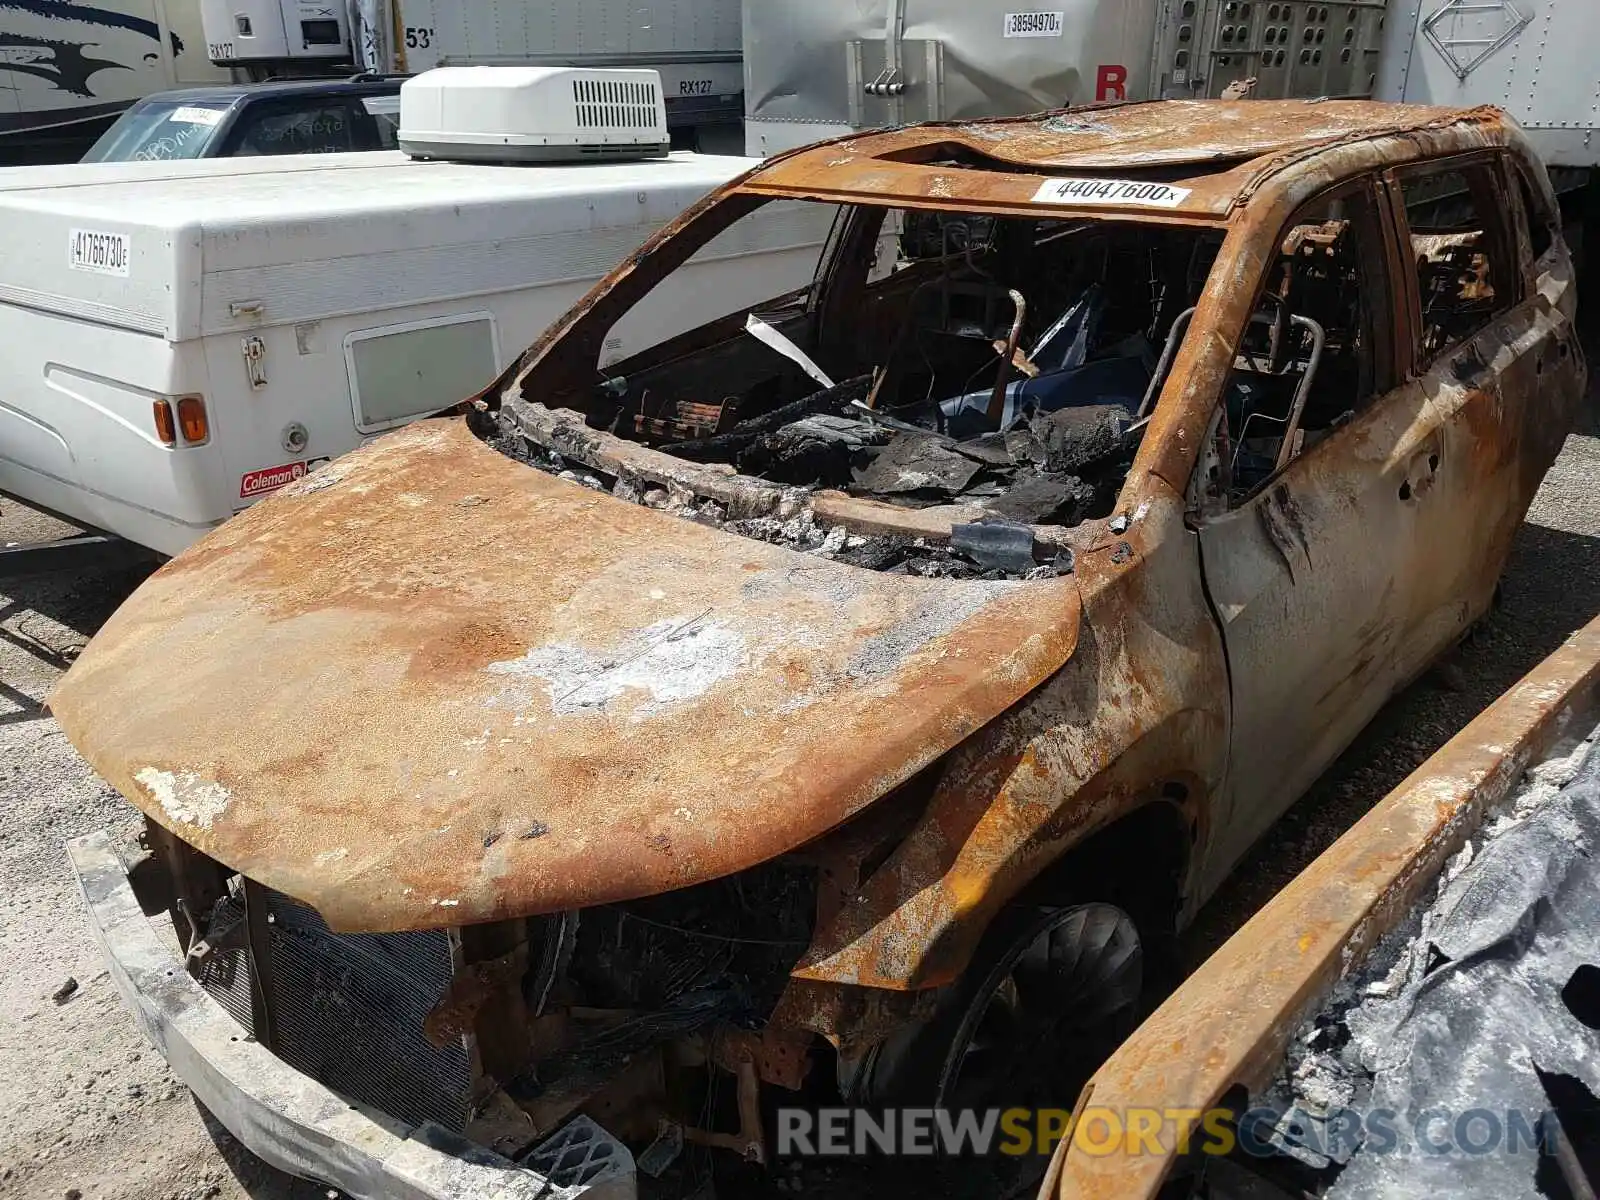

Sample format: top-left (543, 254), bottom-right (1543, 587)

top-left (195, 887), bottom-right (475, 1132)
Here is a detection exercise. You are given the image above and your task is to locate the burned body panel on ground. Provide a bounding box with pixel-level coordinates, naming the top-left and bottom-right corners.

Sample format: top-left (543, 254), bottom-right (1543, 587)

top-left (49, 98), bottom-right (1583, 1193)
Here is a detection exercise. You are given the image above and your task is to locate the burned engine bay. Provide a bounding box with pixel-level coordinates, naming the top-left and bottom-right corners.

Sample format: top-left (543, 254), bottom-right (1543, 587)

top-left (483, 208), bottom-right (1230, 579)
top-left (164, 819), bottom-right (828, 1172)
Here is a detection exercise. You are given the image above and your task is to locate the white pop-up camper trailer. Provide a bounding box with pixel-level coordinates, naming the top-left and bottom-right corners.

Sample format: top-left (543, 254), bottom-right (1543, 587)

top-left (0, 68), bottom-right (834, 554)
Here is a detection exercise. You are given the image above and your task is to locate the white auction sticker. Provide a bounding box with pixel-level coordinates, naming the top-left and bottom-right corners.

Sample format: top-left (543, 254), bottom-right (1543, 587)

top-left (169, 105), bottom-right (225, 126)
top-left (1004, 11), bottom-right (1065, 37)
top-left (1032, 177), bottom-right (1193, 208)
top-left (68, 228), bottom-right (131, 276)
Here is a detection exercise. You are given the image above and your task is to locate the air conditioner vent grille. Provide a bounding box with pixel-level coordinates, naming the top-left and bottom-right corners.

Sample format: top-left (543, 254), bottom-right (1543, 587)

top-left (573, 77), bottom-right (661, 130)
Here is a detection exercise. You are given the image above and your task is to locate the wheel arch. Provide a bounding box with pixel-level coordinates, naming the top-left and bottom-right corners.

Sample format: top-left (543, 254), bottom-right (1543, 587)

top-left (788, 700), bottom-right (1218, 997)
top-left (1011, 787), bottom-right (1197, 947)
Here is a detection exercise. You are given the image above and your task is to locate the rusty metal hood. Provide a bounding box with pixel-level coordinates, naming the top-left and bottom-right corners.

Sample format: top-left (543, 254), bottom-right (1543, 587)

top-left (51, 420), bottom-right (1080, 933)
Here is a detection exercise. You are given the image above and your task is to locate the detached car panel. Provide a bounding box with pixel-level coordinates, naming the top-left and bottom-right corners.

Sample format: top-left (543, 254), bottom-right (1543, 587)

top-left (51, 99), bottom-right (1584, 1184)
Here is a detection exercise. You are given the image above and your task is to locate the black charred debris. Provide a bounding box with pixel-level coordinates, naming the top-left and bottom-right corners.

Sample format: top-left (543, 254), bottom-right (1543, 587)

top-left (489, 377), bottom-right (1132, 581)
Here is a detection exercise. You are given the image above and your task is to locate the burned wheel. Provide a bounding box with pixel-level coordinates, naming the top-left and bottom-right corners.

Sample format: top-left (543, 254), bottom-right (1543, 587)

top-left (938, 902), bottom-right (1143, 1110)
top-left (854, 902), bottom-right (1144, 1112)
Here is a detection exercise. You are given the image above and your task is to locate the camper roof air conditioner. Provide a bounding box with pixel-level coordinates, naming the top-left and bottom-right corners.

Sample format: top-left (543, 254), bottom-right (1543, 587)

top-left (399, 67), bottom-right (670, 164)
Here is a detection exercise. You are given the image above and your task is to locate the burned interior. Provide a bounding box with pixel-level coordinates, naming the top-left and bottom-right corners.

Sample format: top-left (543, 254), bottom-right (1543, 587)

top-left (481, 198), bottom-right (1230, 579)
top-left (477, 170), bottom-right (1471, 577)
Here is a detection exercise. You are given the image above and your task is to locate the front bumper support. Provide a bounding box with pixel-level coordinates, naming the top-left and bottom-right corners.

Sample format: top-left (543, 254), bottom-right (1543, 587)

top-left (68, 830), bottom-right (636, 1200)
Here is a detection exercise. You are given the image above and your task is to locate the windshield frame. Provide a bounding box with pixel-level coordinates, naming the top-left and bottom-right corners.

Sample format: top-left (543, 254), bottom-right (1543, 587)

top-left (497, 186), bottom-right (1228, 426)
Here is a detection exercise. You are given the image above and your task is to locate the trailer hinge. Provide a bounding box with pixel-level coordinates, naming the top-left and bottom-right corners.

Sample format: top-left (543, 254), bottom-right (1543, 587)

top-left (241, 335), bottom-right (267, 390)
top-left (845, 38), bottom-right (944, 127)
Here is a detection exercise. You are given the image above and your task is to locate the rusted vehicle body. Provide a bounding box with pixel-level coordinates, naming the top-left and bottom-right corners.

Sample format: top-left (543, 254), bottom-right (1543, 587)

top-left (1042, 612), bottom-right (1600, 1200)
top-left (55, 99), bottom-right (1582, 1198)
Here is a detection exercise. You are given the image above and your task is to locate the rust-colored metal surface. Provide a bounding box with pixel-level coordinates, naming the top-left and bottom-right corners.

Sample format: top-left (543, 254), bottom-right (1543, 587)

top-left (52, 98), bottom-right (1576, 1034)
top-left (1047, 613), bottom-right (1600, 1200)
top-left (784, 490), bottom-right (1229, 993)
top-left (707, 1026), bottom-right (814, 1091)
top-left (48, 420), bottom-right (1080, 933)
top-left (739, 101), bottom-right (1489, 220)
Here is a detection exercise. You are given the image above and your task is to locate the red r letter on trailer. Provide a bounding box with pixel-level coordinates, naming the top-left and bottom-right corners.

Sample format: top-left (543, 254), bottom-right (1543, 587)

top-left (1097, 64), bottom-right (1127, 101)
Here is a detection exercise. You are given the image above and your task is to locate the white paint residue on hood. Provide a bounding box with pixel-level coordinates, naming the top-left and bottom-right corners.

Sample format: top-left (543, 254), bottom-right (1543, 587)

top-left (135, 766), bottom-right (231, 830)
top-left (489, 616), bottom-right (747, 718)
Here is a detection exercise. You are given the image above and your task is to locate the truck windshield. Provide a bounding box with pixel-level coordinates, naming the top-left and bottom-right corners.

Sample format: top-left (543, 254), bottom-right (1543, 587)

top-left (82, 101), bottom-right (233, 163)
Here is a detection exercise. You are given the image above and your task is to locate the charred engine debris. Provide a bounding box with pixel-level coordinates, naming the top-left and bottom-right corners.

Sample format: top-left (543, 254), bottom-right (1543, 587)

top-left (486, 209), bottom-right (1229, 579)
top-left (163, 822), bottom-right (823, 1172)
top-left (494, 864), bottom-right (819, 1154)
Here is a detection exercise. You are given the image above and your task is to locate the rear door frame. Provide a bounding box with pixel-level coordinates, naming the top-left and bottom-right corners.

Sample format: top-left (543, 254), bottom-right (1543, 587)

top-left (1192, 170), bottom-right (1418, 889)
top-left (1371, 148), bottom-right (1554, 683)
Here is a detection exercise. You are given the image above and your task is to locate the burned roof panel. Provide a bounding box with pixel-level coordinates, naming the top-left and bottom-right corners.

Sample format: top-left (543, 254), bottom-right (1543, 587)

top-left (743, 100), bottom-right (1500, 218)
top-left (937, 100), bottom-right (1472, 168)
top-left (742, 146), bottom-right (1251, 219)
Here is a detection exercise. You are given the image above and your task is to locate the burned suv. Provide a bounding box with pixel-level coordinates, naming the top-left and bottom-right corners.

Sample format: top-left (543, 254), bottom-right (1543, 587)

top-left (57, 100), bottom-right (1581, 1199)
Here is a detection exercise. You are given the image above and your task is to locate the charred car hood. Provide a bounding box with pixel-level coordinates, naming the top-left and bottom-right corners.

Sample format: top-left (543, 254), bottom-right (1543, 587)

top-left (51, 420), bottom-right (1081, 932)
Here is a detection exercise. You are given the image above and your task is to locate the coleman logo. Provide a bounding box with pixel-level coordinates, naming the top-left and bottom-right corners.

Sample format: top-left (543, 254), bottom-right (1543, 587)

top-left (240, 461), bottom-right (307, 498)
top-left (1031, 178), bottom-right (1193, 209)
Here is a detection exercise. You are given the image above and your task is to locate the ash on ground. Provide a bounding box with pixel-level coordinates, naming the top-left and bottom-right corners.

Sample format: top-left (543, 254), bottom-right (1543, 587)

top-left (1248, 723), bottom-right (1600, 1199)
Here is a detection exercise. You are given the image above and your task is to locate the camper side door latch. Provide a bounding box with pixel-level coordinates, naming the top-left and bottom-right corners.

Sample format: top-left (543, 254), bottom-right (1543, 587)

top-left (241, 336), bottom-right (267, 390)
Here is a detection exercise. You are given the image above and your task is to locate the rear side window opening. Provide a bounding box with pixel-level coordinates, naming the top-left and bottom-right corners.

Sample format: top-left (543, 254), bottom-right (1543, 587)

top-left (230, 102), bottom-right (362, 156)
top-left (1395, 160), bottom-right (1518, 362)
top-left (362, 95), bottom-right (402, 150)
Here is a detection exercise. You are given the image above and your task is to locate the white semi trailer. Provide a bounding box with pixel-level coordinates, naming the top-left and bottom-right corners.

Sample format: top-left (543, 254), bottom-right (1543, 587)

top-left (742, 0), bottom-right (1396, 156)
top-left (0, 0), bottom-right (226, 162)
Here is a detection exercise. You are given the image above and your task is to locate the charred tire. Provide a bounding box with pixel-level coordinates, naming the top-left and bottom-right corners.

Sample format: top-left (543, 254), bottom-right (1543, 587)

top-left (849, 902), bottom-right (1143, 1111)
